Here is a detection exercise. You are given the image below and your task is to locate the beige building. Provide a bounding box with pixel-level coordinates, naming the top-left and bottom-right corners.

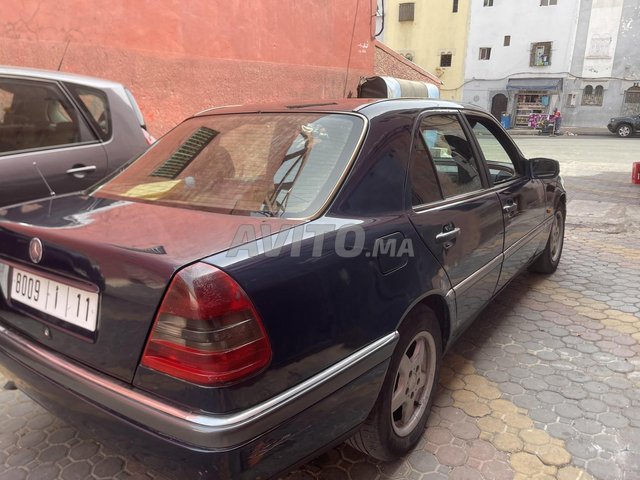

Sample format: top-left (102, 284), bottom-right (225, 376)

top-left (381, 0), bottom-right (470, 100)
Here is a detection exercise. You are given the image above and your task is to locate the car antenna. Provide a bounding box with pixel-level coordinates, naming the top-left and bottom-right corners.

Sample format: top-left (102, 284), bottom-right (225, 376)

top-left (33, 162), bottom-right (56, 197)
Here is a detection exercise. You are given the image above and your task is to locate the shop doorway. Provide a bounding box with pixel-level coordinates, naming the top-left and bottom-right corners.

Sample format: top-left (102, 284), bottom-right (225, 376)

top-left (491, 94), bottom-right (508, 120)
top-left (514, 91), bottom-right (549, 128)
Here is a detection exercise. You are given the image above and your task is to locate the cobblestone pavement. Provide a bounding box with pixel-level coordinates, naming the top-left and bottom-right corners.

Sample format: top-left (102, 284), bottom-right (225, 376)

top-left (2, 169), bottom-right (640, 479)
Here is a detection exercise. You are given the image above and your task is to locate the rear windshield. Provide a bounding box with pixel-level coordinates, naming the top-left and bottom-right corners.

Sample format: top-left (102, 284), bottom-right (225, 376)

top-left (95, 113), bottom-right (364, 218)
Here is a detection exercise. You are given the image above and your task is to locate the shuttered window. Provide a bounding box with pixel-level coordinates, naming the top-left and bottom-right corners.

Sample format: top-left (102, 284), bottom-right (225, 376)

top-left (399, 3), bottom-right (415, 21)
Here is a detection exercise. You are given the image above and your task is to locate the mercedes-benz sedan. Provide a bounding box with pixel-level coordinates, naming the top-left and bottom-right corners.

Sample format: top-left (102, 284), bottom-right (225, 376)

top-left (0, 98), bottom-right (565, 479)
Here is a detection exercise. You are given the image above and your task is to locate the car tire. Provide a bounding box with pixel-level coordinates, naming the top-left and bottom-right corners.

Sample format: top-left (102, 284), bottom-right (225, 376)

top-left (529, 205), bottom-right (565, 274)
top-left (348, 305), bottom-right (442, 461)
top-left (617, 123), bottom-right (633, 138)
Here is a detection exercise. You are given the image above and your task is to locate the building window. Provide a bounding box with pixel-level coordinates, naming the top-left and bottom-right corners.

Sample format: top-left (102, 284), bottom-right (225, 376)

top-left (453, 0), bottom-right (459, 12)
top-left (530, 42), bottom-right (552, 66)
top-left (399, 3), bottom-right (415, 21)
top-left (504, 35), bottom-right (511, 46)
top-left (440, 53), bottom-right (452, 67)
top-left (484, 0), bottom-right (494, 6)
top-left (582, 85), bottom-right (604, 106)
top-left (624, 87), bottom-right (640, 104)
top-left (566, 93), bottom-right (577, 107)
top-left (540, 0), bottom-right (558, 5)
top-left (479, 48), bottom-right (492, 60)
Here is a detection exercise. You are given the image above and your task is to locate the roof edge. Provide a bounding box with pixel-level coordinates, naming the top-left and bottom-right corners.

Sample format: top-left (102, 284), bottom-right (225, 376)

top-left (373, 41), bottom-right (443, 86)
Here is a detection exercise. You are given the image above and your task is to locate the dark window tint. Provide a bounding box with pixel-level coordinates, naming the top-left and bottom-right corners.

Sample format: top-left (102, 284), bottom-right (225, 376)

top-left (440, 54), bottom-right (453, 67)
top-left (419, 115), bottom-right (483, 198)
top-left (67, 84), bottom-right (111, 139)
top-left (0, 78), bottom-right (95, 154)
top-left (97, 113), bottom-right (364, 218)
top-left (399, 2), bottom-right (415, 21)
top-left (410, 132), bottom-right (441, 206)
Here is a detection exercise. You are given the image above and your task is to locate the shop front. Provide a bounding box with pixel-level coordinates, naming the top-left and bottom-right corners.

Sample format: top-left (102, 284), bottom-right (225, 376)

top-left (506, 78), bottom-right (563, 128)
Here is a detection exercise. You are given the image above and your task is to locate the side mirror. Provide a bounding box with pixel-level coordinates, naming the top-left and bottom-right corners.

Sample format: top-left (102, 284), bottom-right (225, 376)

top-left (530, 157), bottom-right (560, 179)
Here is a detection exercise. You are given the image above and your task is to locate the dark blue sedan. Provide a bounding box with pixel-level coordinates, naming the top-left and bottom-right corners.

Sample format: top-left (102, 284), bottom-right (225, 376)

top-left (0, 98), bottom-right (565, 479)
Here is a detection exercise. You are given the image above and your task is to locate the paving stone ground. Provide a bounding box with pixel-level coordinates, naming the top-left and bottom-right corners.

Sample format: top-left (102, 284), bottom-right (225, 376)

top-left (2, 141), bottom-right (640, 479)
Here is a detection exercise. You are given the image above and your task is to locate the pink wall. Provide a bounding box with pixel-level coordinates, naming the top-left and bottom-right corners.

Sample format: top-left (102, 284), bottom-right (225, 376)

top-left (1, 0), bottom-right (375, 135)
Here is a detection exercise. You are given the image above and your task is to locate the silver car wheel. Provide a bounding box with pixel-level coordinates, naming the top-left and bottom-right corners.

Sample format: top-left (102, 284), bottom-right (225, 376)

top-left (550, 210), bottom-right (564, 263)
top-left (618, 124), bottom-right (632, 137)
top-left (391, 331), bottom-right (437, 437)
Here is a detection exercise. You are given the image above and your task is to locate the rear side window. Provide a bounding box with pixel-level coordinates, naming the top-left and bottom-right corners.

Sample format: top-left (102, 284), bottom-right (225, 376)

top-left (96, 113), bottom-right (364, 218)
top-left (0, 77), bottom-right (96, 154)
top-left (419, 114), bottom-right (484, 198)
top-left (409, 131), bottom-right (442, 206)
top-left (66, 84), bottom-right (111, 140)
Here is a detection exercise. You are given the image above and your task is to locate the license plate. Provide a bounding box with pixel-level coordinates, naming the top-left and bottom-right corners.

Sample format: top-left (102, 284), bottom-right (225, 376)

top-left (9, 267), bottom-right (99, 332)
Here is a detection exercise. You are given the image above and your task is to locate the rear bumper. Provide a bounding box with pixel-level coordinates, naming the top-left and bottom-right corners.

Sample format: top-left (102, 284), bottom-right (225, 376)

top-left (0, 323), bottom-right (396, 478)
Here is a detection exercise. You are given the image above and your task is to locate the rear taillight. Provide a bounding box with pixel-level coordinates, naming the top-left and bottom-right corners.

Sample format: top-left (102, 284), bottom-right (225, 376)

top-left (140, 263), bottom-right (271, 386)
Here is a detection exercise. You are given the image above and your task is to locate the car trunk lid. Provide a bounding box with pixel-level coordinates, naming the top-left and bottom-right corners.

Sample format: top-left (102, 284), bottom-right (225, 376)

top-left (0, 195), bottom-right (300, 383)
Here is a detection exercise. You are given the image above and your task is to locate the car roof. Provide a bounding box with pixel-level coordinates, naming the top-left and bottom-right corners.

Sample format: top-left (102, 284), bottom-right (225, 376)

top-left (194, 98), bottom-right (475, 119)
top-left (0, 65), bottom-right (125, 90)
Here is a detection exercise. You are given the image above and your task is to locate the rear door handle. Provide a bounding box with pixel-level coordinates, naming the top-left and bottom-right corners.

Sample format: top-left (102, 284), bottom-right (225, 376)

top-left (503, 202), bottom-right (518, 215)
top-left (435, 227), bottom-right (461, 244)
top-left (66, 165), bottom-right (97, 175)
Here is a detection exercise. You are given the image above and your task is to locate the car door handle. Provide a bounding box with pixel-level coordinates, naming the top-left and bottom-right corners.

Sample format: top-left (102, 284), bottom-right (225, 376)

top-left (435, 227), bottom-right (461, 244)
top-left (66, 165), bottom-right (97, 175)
top-left (503, 202), bottom-right (518, 214)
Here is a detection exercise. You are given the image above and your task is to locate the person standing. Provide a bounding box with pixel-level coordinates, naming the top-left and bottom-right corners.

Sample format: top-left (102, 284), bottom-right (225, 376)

top-left (552, 108), bottom-right (562, 135)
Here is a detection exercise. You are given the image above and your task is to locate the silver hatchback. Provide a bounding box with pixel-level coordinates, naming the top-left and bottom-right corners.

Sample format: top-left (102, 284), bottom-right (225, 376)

top-left (0, 66), bottom-right (153, 207)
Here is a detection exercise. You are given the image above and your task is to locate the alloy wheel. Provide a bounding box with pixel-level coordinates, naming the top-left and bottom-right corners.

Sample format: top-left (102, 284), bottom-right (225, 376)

top-left (618, 125), bottom-right (632, 137)
top-left (391, 331), bottom-right (437, 437)
top-left (550, 210), bottom-right (564, 263)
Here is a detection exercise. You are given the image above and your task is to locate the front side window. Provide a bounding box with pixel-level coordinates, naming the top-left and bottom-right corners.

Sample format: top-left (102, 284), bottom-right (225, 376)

top-left (419, 115), bottom-right (483, 198)
top-left (96, 113), bottom-right (364, 218)
top-left (466, 115), bottom-right (521, 184)
top-left (0, 78), bottom-right (95, 154)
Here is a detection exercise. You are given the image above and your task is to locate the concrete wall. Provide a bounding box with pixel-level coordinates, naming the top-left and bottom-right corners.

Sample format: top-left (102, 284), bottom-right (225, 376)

top-left (381, 0), bottom-right (470, 100)
top-left (0, 0), bottom-right (375, 136)
top-left (464, 1), bottom-right (578, 82)
top-left (462, 0), bottom-right (580, 116)
top-left (564, 0), bottom-right (640, 128)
